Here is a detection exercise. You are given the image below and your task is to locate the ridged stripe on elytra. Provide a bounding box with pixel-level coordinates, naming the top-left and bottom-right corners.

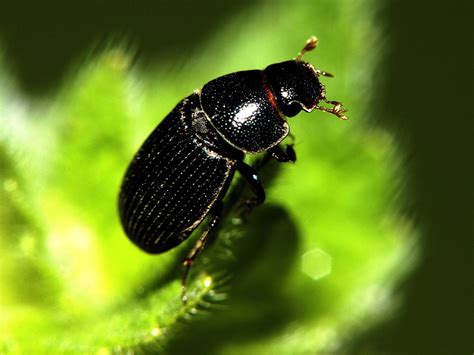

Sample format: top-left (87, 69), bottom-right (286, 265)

top-left (149, 163), bottom-right (215, 247)
top-left (159, 160), bottom-right (231, 248)
top-left (155, 157), bottom-right (227, 248)
top-left (147, 156), bottom-right (216, 243)
top-left (126, 113), bottom-right (193, 238)
top-left (136, 147), bottom-right (202, 245)
top-left (140, 144), bottom-right (228, 248)
top-left (121, 98), bottom-right (191, 227)
top-left (124, 121), bottom-right (182, 221)
top-left (159, 153), bottom-right (223, 225)
top-left (165, 158), bottom-right (225, 234)
top-left (123, 140), bottom-right (178, 234)
top-left (121, 118), bottom-right (180, 230)
top-left (132, 139), bottom-right (200, 244)
top-left (127, 145), bottom-right (187, 239)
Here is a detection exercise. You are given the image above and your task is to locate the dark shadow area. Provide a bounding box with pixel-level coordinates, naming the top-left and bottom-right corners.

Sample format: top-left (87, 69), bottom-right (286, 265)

top-left (163, 203), bottom-right (301, 355)
top-left (0, 0), bottom-right (260, 97)
top-left (345, 0), bottom-right (472, 353)
top-left (121, 152), bottom-right (304, 353)
top-left (159, 154), bottom-right (311, 353)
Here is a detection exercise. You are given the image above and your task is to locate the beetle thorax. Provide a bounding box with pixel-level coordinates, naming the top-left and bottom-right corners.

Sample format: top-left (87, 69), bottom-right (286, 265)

top-left (200, 70), bottom-right (289, 154)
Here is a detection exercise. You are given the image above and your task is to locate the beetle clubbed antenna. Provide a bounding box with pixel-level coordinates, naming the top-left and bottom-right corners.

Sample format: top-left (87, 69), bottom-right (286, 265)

top-left (297, 37), bottom-right (335, 77)
top-left (296, 36), bottom-right (318, 61)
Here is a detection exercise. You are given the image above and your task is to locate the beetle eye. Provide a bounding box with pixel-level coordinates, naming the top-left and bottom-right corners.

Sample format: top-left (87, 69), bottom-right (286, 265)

top-left (283, 102), bottom-right (303, 117)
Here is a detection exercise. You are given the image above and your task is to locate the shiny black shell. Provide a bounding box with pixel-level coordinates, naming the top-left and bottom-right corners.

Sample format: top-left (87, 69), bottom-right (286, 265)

top-left (201, 70), bottom-right (288, 153)
top-left (119, 94), bottom-right (241, 253)
top-left (119, 60), bottom-right (325, 253)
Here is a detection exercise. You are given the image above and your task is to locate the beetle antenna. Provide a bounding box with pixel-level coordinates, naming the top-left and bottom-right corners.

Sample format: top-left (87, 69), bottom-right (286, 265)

top-left (298, 37), bottom-right (335, 77)
top-left (315, 99), bottom-right (348, 120)
top-left (296, 36), bottom-right (318, 61)
top-left (314, 69), bottom-right (334, 78)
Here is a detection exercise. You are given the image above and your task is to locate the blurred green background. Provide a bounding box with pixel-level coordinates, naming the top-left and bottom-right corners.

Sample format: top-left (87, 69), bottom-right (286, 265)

top-left (0, 0), bottom-right (471, 354)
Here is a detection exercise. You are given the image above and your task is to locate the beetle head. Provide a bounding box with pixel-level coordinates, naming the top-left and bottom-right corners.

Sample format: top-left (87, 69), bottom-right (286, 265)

top-left (264, 60), bottom-right (327, 117)
top-left (263, 36), bottom-right (348, 120)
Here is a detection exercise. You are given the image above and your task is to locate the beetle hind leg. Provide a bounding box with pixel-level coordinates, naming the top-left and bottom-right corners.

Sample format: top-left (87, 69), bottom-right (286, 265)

top-left (181, 202), bottom-right (223, 304)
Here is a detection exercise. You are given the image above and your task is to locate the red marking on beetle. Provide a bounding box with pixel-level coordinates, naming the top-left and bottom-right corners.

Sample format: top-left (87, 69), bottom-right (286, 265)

top-left (263, 82), bottom-right (281, 114)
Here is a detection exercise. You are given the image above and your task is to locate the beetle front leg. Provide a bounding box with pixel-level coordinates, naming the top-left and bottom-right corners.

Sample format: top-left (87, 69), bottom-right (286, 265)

top-left (181, 202), bottom-right (223, 304)
top-left (268, 144), bottom-right (297, 163)
top-left (315, 98), bottom-right (348, 120)
top-left (237, 161), bottom-right (266, 209)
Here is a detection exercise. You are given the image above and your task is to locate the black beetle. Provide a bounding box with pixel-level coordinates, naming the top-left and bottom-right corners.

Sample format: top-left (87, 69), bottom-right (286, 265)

top-left (118, 37), bottom-right (347, 302)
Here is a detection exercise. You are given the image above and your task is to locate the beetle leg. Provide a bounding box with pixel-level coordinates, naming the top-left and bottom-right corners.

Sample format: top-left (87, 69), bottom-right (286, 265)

top-left (268, 144), bottom-right (297, 163)
top-left (181, 202), bottom-right (223, 304)
top-left (237, 161), bottom-right (266, 209)
top-left (315, 99), bottom-right (348, 120)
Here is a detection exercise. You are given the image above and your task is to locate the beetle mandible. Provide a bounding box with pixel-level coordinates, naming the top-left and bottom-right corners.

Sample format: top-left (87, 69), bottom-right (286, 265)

top-left (118, 36), bottom-right (348, 302)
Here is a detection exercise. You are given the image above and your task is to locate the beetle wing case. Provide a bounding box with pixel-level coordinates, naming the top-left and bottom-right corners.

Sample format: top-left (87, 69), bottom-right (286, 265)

top-left (118, 94), bottom-right (236, 253)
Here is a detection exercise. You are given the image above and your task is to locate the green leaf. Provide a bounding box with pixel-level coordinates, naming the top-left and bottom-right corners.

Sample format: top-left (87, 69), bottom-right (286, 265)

top-left (0, 0), bottom-right (417, 353)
